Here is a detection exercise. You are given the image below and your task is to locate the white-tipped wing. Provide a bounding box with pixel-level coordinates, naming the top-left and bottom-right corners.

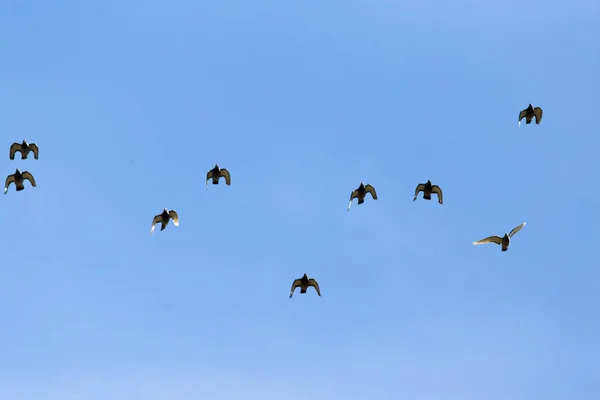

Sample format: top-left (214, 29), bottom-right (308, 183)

top-left (29, 143), bottom-right (39, 159)
top-left (508, 222), bottom-right (526, 238)
top-left (9, 143), bottom-right (20, 160)
top-left (219, 168), bottom-right (231, 185)
top-left (150, 214), bottom-right (161, 234)
top-left (168, 210), bottom-right (179, 226)
top-left (4, 174), bottom-right (15, 194)
top-left (431, 185), bottom-right (443, 204)
top-left (533, 107), bottom-right (543, 124)
top-left (473, 235), bottom-right (503, 246)
top-left (289, 279), bottom-right (302, 298)
top-left (413, 183), bottom-right (425, 200)
top-left (308, 278), bottom-right (321, 296)
top-left (21, 171), bottom-right (36, 187)
top-left (518, 109), bottom-right (526, 122)
top-left (364, 184), bottom-right (377, 200)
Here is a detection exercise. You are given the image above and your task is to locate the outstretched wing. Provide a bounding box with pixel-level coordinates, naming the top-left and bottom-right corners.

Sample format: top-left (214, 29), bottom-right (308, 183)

top-left (9, 143), bottom-right (20, 160)
top-left (413, 183), bottom-right (425, 201)
top-left (473, 236), bottom-right (503, 246)
top-left (29, 143), bottom-right (39, 159)
top-left (364, 184), bottom-right (377, 200)
top-left (206, 170), bottom-right (213, 188)
top-left (508, 222), bottom-right (526, 238)
top-left (431, 185), bottom-right (443, 204)
top-left (533, 107), bottom-right (543, 124)
top-left (21, 171), bottom-right (36, 187)
top-left (4, 174), bottom-right (15, 194)
top-left (150, 214), bottom-right (162, 234)
top-left (308, 279), bottom-right (321, 296)
top-left (348, 189), bottom-right (358, 211)
top-left (518, 109), bottom-right (527, 122)
top-left (168, 210), bottom-right (179, 226)
top-left (289, 279), bottom-right (302, 298)
top-left (219, 168), bottom-right (231, 185)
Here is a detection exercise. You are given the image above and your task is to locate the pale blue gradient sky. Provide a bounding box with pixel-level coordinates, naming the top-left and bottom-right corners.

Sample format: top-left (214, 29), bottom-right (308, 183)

top-left (1, 1), bottom-right (599, 399)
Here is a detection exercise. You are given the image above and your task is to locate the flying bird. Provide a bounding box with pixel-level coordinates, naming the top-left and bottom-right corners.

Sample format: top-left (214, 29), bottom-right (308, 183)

top-left (413, 180), bottom-right (443, 204)
top-left (518, 104), bottom-right (543, 126)
top-left (348, 182), bottom-right (377, 211)
top-left (206, 164), bottom-right (231, 189)
top-left (4, 168), bottom-right (36, 194)
top-left (150, 208), bottom-right (179, 234)
top-left (290, 274), bottom-right (321, 298)
top-left (473, 222), bottom-right (526, 251)
top-left (9, 140), bottom-right (39, 160)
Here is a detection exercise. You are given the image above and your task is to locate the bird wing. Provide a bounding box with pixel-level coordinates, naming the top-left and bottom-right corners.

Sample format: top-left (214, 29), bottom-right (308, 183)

top-left (308, 279), bottom-right (321, 296)
top-left (364, 184), bottom-right (377, 200)
top-left (431, 185), bottom-right (443, 204)
top-left (508, 222), bottom-right (526, 238)
top-left (206, 170), bottom-right (213, 187)
top-left (168, 210), bottom-right (179, 226)
top-left (289, 279), bottom-right (302, 298)
top-left (473, 236), bottom-right (503, 246)
top-left (518, 109), bottom-right (526, 122)
top-left (9, 143), bottom-right (20, 160)
top-left (21, 171), bottom-right (36, 187)
top-left (533, 107), bottom-right (543, 124)
top-left (29, 143), bottom-right (39, 159)
top-left (150, 214), bottom-right (161, 234)
top-left (219, 168), bottom-right (231, 185)
top-left (413, 184), bottom-right (425, 200)
top-left (349, 189), bottom-right (359, 201)
top-left (4, 174), bottom-right (15, 194)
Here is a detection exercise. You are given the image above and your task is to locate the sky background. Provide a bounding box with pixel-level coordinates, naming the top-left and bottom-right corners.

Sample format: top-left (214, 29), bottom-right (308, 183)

top-left (1, 1), bottom-right (599, 399)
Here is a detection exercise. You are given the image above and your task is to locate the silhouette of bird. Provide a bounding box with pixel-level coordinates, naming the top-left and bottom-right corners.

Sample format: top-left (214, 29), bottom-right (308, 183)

top-left (413, 180), bottom-right (443, 204)
top-left (473, 222), bottom-right (526, 251)
top-left (518, 104), bottom-right (543, 126)
top-left (4, 168), bottom-right (36, 194)
top-left (9, 140), bottom-right (39, 160)
top-left (150, 208), bottom-right (179, 234)
top-left (290, 274), bottom-right (321, 298)
top-left (206, 164), bottom-right (231, 189)
top-left (348, 182), bottom-right (377, 211)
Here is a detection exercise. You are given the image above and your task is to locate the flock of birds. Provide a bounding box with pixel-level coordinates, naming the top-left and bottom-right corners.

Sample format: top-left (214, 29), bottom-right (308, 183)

top-left (5, 103), bottom-right (543, 298)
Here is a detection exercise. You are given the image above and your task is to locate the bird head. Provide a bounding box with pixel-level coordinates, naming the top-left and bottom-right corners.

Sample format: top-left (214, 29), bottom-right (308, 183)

top-left (15, 168), bottom-right (21, 174)
top-left (303, 273), bottom-right (309, 279)
top-left (22, 140), bottom-right (28, 146)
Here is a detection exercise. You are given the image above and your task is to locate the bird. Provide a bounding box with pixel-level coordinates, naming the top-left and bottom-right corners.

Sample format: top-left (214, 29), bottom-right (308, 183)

top-left (4, 168), bottom-right (36, 194)
top-left (206, 164), bottom-right (231, 189)
top-left (9, 140), bottom-right (39, 160)
top-left (473, 222), bottom-right (526, 251)
top-left (413, 180), bottom-right (443, 204)
top-left (348, 182), bottom-right (377, 211)
top-left (290, 274), bottom-right (321, 298)
top-left (150, 208), bottom-right (179, 234)
top-left (518, 104), bottom-right (543, 126)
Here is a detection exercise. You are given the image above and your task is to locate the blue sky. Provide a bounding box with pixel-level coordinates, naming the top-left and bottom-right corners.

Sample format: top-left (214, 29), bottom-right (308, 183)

top-left (1, 1), bottom-right (599, 399)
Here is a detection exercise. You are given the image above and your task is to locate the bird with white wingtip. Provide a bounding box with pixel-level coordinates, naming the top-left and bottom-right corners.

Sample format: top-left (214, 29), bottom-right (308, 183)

top-left (348, 182), bottom-right (377, 211)
top-left (4, 168), bottom-right (36, 194)
top-left (150, 208), bottom-right (179, 234)
top-left (473, 222), bottom-right (526, 252)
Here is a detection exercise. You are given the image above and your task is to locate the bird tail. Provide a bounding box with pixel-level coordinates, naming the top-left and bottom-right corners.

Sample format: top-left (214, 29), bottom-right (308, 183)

top-left (16, 183), bottom-right (24, 191)
top-left (357, 198), bottom-right (364, 205)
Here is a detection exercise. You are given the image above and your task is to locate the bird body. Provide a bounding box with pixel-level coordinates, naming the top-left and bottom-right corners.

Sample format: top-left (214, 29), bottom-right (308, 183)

top-left (4, 168), bottom-right (36, 194)
top-left (414, 180), bottom-right (443, 204)
top-left (473, 222), bottom-right (526, 251)
top-left (9, 140), bottom-right (39, 160)
top-left (290, 274), bottom-right (321, 298)
top-left (348, 182), bottom-right (377, 210)
top-left (518, 104), bottom-right (543, 126)
top-left (150, 208), bottom-right (179, 234)
top-left (206, 164), bottom-right (231, 188)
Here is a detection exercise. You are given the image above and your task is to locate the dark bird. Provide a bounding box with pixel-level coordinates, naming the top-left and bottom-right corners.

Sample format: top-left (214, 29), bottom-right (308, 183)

top-left (518, 104), bottom-right (543, 126)
top-left (206, 164), bottom-right (231, 189)
top-left (473, 222), bottom-right (526, 251)
top-left (290, 274), bottom-right (321, 298)
top-left (9, 140), bottom-right (39, 160)
top-left (348, 182), bottom-right (377, 211)
top-left (4, 168), bottom-right (36, 194)
top-left (413, 180), bottom-right (443, 204)
top-left (150, 208), bottom-right (179, 234)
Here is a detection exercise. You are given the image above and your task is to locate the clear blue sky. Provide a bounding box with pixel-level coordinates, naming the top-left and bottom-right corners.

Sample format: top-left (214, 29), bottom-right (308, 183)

top-left (1, 1), bottom-right (599, 399)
